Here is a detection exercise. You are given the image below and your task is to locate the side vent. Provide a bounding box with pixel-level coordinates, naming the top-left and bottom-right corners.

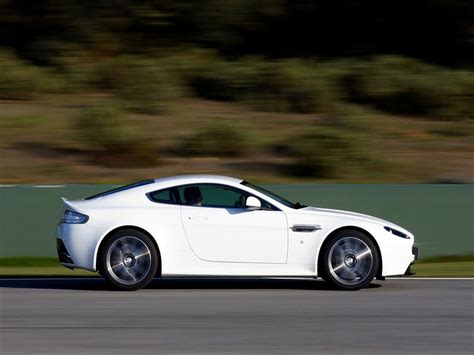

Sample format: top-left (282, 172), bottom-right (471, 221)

top-left (290, 225), bottom-right (322, 232)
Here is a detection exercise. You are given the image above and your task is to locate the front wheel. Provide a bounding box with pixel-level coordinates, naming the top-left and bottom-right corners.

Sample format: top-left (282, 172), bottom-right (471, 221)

top-left (320, 230), bottom-right (379, 290)
top-left (99, 229), bottom-right (159, 291)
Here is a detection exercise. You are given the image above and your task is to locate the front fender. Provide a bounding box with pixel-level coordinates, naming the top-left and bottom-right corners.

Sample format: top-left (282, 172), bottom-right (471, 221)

top-left (312, 222), bottom-right (414, 277)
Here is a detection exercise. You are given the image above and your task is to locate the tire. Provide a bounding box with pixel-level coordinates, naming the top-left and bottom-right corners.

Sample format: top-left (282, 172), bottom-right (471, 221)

top-left (320, 229), bottom-right (379, 290)
top-left (99, 229), bottom-right (159, 291)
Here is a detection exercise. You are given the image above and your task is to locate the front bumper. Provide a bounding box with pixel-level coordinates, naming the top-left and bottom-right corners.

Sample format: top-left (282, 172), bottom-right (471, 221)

top-left (404, 265), bottom-right (416, 276)
top-left (404, 246), bottom-right (419, 276)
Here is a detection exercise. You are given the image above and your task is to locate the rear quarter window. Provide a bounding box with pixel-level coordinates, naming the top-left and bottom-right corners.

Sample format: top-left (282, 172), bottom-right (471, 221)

top-left (85, 180), bottom-right (155, 200)
top-left (148, 188), bottom-right (179, 204)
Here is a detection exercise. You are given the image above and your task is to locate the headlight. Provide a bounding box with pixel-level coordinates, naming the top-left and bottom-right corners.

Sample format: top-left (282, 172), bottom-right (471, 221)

top-left (384, 226), bottom-right (410, 239)
top-left (60, 210), bottom-right (89, 224)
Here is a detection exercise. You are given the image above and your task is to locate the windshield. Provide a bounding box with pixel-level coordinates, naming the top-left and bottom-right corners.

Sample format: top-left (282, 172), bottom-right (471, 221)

top-left (241, 181), bottom-right (306, 209)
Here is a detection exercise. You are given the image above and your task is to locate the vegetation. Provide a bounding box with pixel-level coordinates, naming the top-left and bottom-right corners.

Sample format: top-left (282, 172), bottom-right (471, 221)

top-left (413, 262), bottom-right (474, 277)
top-left (345, 56), bottom-right (474, 119)
top-left (0, 92), bottom-right (472, 183)
top-left (177, 122), bottom-right (257, 157)
top-left (415, 255), bottom-right (474, 263)
top-left (0, 50), bottom-right (64, 99)
top-left (76, 103), bottom-right (158, 167)
top-left (0, 1), bottom-right (471, 65)
top-left (191, 58), bottom-right (339, 113)
top-left (0, 257), bottom-right (60, 267)
top-left (93, 56), bottom-right (180, 114)
top-left (0, 0), bottom-right (472, 183)
top-left (289, 128), bottom-right (368, 178)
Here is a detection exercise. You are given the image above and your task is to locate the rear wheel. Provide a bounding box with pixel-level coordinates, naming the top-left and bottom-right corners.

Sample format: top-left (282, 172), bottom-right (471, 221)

top-left (99, 229), bottom-right (158, 291)
top-left (320, 230), bottom-right (379, 290)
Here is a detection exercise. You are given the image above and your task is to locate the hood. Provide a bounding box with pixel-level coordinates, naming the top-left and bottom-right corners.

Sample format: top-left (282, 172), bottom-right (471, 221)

top-left (301, 206), bottom-right (411, 235)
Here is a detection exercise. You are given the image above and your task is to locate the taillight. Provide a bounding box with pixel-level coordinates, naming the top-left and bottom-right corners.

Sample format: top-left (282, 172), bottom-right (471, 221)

top-left (60, 210), bottom-right (89, 224)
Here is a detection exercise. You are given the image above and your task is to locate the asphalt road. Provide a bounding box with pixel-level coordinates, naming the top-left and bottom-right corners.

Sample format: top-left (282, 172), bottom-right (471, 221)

top-left (1, 278), bottom-right (473, 354)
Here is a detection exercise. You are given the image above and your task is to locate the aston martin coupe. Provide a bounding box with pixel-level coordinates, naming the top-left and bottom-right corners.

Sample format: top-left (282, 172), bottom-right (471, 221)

top-left (57, 175), bottom-right (417, 290)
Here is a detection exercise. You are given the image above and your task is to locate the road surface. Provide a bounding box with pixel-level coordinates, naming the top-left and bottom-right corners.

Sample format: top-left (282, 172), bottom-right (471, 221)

top-left (1, 278), bottom-right (473, 354)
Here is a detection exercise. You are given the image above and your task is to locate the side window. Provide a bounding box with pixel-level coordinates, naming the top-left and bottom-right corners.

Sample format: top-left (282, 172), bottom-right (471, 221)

top-left (178, 184), bottom-right (248, 208)
top-left (150, 184), bottom-right (279, 210)
top-left (148, 188), bottom-right (179, 204)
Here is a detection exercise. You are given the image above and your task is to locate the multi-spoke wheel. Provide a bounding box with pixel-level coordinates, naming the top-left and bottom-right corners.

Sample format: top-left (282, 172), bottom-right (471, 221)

top-left (320, 230), bottom-right (379, 290)
top-left (100, 229), bottom-right (159, 291)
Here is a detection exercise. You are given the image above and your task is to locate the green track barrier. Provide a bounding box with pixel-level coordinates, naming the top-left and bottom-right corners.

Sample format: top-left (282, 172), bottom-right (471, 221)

top-left (1, 184), bottom-right (473, 258)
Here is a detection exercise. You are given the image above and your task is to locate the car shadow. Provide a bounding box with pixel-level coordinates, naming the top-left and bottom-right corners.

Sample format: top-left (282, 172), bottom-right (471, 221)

top-left (0, 277), bottom-right (382, 292)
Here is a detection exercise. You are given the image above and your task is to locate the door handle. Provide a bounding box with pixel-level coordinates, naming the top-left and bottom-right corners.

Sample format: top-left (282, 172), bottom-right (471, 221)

top-left (189, 216), bottom-right (208, 222)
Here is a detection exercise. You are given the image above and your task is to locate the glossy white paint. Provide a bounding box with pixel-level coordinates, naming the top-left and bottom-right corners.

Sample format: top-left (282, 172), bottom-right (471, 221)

top-left (57, 175), bottom-right (416, 278)
top-left (181, 206), bottom-right (288, 263)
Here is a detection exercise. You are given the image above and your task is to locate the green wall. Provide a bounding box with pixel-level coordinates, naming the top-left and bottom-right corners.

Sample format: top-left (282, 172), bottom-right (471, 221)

top-left (1, 184), bottom-right (473, 258)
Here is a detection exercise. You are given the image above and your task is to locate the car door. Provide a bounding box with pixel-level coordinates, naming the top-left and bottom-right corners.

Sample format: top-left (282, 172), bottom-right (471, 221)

top-left (179, 184), bottom-right (288, 263)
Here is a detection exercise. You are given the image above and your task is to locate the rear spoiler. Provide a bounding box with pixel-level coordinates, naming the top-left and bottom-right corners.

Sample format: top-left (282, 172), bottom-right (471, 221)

top-left (61, 197), bottom-right (79, 212)
top-left (61, 197), bottom-right (94, 213)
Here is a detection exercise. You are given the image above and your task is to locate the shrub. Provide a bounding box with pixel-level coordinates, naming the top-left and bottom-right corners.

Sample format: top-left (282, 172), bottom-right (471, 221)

top-left (117, 57), bottom-right (180, 114)
top-left (156, 48), bottom-right (222, 94)
top-left (93, 56), bottom-right (180, 114)
top-left (345, 56), bottom-right (474, 119)
top-left (58, 60), bottom-right (102, 93)
top-left (176, 122), bottom-right (256, 157)
top-left (191, 57), bottom-right (265, 102)
top-left (429, 122), bottom-right (473, 138)
top-left (289, 127), bottom-right (369, 178)
top-left (322, 104), bottom-right (377, 132)
top-left (76, 103), bottom-right (157, 167)
top-left (0, 50), bottom-right (64, 99)
top-left (257, 60), bottom-right (338, 113)
top-left (191, 57), bottom-right (340, 113)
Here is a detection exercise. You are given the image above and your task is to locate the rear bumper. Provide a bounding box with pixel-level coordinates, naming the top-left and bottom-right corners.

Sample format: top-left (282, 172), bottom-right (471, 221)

top-left (56, 223), bottom-right (103, 271)
top-left (57, 239), bottom-right (74, 265)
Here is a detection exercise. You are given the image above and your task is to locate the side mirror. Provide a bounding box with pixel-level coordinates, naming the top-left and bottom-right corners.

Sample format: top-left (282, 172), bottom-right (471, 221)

top-left (245, 196), bottom-right (261, 210)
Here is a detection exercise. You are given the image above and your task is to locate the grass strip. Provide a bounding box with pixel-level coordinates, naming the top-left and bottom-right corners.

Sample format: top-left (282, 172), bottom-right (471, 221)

top-left (415, 254), bottom-right (474, 263)
top-left (0, 266), bottom-right (96, 276)
top-left (0, 257), bottom-right (96, 276)
top-left (0, 256), bottom-right (60, 267)
top-left (0, 256), bottom-right (472, 277)
top-left (412, 261), bottom-right (474, 277)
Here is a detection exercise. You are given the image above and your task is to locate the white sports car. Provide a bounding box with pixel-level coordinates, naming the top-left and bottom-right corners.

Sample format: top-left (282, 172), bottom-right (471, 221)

top-left (57, 175), bottom-right (417, 290)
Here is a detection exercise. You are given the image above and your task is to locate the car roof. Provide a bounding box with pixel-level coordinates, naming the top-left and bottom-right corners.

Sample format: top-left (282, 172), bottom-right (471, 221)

top-left (78, 175), bottom-right (244, 206)
top-left (154, 174), bottom-right (243, 185)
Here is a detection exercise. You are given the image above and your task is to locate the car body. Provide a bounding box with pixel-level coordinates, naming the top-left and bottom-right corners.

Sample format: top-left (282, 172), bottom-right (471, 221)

top-left (57, 175), bottom-right (417, 290)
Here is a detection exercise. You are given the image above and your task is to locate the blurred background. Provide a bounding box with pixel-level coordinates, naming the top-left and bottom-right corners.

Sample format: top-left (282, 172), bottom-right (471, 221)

top-left (0, 5), bottom-right (473, 354)
top-left (0, 0), bottom-right (472, 184)
top-left (0, 0), bottom-right (472, 277)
